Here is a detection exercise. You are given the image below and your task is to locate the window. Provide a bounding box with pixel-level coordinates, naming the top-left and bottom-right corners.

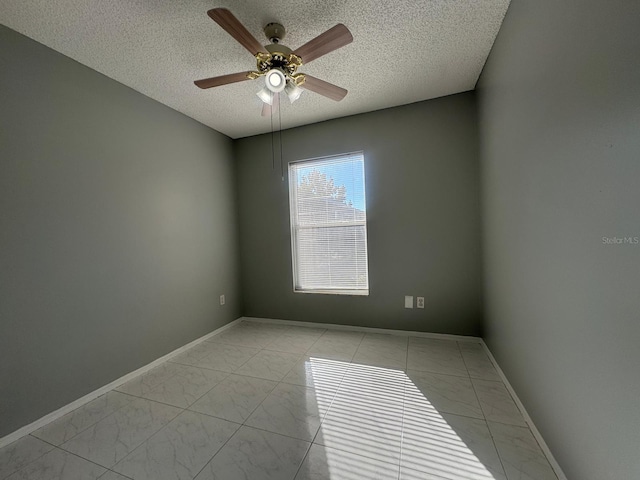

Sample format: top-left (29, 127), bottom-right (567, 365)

top-left (288, 152), bottom-right (369, 295)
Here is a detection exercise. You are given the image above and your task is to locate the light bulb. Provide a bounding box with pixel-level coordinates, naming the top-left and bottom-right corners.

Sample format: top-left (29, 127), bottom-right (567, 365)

top-left (265, 69), bottom-right (286, 92)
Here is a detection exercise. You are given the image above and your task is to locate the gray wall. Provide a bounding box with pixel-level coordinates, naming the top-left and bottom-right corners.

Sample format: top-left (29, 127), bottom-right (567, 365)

top-left (235, 94), bottom-right (482, 335)
top-left (477, 1), bottom-right (640, 479)
top-left (0, 26), bottom-right (241, 437)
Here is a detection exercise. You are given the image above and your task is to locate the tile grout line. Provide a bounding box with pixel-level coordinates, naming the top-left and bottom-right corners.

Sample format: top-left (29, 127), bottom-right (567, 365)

top-left (244, 316), bottom-right (482, 343)
top-left (53, 392), bottom-right (181, 460)
top-left (31, 390), bottom-right (139, 449)
top-left (16, 438), bottom-right (116, 479)
top-left (36, 390), bottom-right (140, 452)
top-left (396, 336), bottom-right (410, 480)
top-left (5, 319), bottom-right (543, 480)
top-left (184, 416), bottom-right (242, 480)
top-left (457, 341), bottom-right (510, 479)
top-left (1, 436), bottom-right (54, 480)
top-left (292, 330), bottom-right (367, 479)
top-left (101, 469), bottom-right (134, 480)
top-left (480, 340), bottom-right (565, 480)
top-left (0, 318), bottom-right (245, 450)
top-left (151, 322), bottom-right (289, 480)
top-left (57, 447), bottom-right (116, 476)
top-left (1, 320), bottom-right (285, 479)
top-left (26, 323), bottom-right (267, 477)
top-left (56, 400), bottom-right (184, 471)
top-left (190, 322), bottom-right (321, 480)
top-left (149, 323), bottom-right (553, 478)
top-left (105, 399), bottom-right (192, 475)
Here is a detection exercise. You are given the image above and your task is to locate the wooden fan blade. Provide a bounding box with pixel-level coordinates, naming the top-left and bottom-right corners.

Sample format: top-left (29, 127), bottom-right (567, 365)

top-left (194, 71), bottom-right (253, 89)
top-left (207, 8), bottom-right (266, 55)
top-left (293, 24), bottom-right (353, 64)
top-left (261, 103), bottom-right (271, 117)
top-left (301, 75), bottom-right (348, 101)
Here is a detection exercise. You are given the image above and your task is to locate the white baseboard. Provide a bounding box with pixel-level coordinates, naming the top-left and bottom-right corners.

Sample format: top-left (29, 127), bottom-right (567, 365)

top-left (480, 340), bottom-right (568, 480)
top-left (0, 317), bottom-right (243, 449)
top-left (241, 316), bottom-right (482, 343)
top-left (1, 314), bottom-right (566, 480)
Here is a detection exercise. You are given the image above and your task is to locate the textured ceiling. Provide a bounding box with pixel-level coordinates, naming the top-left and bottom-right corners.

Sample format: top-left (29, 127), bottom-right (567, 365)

top-left (1, 0), bottom-right (510, 139)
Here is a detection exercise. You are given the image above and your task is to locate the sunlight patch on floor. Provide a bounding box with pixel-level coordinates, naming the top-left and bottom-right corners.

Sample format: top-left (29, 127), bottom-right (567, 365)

top-left (307, 357), bottom-right (501, 480)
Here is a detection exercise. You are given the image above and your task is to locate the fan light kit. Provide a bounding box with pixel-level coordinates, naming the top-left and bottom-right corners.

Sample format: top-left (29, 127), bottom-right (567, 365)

top-left (194, 8), bottom-right (353, 115)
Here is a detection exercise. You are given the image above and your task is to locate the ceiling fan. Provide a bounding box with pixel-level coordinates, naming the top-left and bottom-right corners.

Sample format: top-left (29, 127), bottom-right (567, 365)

top-left (194, 8), bottom-right (353, 116)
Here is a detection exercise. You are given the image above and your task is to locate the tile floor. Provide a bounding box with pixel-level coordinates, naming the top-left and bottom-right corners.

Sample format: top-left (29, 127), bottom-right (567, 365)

top-left (0, 321), bottom-right (559, 480)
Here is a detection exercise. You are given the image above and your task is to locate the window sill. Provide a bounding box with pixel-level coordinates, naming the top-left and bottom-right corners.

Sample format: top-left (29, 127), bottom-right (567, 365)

top-left (294, 289), bottom-right (369, 296)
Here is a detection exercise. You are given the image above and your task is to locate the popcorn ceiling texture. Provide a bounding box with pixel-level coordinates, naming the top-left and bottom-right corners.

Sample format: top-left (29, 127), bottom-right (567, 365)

top-left (0, 0), bottom-right (510, 138)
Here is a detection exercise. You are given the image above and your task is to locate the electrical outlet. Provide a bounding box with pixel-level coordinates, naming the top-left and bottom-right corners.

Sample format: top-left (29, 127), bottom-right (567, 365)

top-left (417, 297), bottom-right (425, 308)
top-left (219, 294), bottom-right (225, 306)
top-left (404, 296), bottom-right (414, 308)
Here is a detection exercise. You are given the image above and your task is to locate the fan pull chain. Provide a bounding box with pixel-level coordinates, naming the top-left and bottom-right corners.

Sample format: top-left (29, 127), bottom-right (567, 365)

top-left (278, 95), bottom-right (284, 181)
top-left (270, 94), bottom-right (275, 172)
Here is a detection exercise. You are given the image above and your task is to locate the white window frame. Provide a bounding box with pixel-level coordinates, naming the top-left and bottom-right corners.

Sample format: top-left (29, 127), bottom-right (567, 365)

top-left (288, 152), bottom-right (369, 296)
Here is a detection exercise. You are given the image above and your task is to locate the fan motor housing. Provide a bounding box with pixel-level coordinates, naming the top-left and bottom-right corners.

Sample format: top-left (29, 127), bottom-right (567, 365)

top-left (265, 44), bottom-right (292, 55)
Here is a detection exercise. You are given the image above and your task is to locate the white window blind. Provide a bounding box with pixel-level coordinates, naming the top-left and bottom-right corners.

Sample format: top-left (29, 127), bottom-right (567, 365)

top-left (288, 152), bottom-right (369, 295)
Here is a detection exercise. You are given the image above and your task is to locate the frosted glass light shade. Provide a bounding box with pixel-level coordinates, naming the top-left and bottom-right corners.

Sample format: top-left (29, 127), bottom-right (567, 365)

top-left (256, 87), bottom-right (273, 105)
top-left (285, 82), bottom-right (303, 103)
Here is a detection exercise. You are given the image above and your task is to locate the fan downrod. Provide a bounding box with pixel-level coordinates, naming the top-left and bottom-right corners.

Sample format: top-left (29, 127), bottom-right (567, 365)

top-left (264, 23), bottom-right (286, 44)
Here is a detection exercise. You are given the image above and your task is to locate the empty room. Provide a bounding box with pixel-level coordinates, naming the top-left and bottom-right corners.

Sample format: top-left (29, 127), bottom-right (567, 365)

top-left (1, 1), bottom-right (638, 479)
